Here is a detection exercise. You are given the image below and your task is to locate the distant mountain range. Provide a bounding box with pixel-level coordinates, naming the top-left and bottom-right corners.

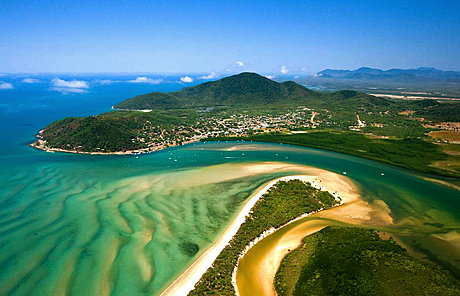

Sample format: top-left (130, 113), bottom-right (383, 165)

top-left (316, 67), bottom-right (460, 82)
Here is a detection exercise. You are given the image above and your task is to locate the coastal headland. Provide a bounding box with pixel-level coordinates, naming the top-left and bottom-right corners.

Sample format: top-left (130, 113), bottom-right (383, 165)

top-left (30, 129), bottom-right (198, 155)
top-left (30, 72), bottom-right (460, 178)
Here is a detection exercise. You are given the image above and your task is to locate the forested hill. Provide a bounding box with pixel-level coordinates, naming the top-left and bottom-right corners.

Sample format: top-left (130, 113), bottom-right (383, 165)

top-left (114, 72), bottom-right (441, 112)
top-left (114, 72), bottom-right (320, 109)
top-left (33, 71), bottom-right (460, 178)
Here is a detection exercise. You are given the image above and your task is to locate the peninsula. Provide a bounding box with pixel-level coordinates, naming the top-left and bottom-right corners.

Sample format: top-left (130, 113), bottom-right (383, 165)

top-left (31, 72), bottom-right (460, 177)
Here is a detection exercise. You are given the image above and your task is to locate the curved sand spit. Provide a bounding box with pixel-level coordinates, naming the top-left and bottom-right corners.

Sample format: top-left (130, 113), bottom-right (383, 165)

top-left (161, 165), bottom-right (366, 296)
top-left (234, 175), bottom-right (394, 296)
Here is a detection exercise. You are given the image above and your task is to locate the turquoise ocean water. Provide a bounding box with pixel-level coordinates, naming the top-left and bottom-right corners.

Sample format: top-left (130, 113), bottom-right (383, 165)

top-left (0, 75), bottom-right (459, 295)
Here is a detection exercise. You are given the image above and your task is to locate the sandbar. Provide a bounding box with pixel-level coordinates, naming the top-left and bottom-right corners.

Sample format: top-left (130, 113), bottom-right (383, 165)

top-left (161, 165), bottom-right (362, 295)
top-left (235, 173), bottom-right (393, 296)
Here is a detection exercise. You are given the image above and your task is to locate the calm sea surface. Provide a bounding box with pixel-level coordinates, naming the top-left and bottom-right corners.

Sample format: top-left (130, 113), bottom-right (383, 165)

top-left (0, 75), bottom-right (458, 295)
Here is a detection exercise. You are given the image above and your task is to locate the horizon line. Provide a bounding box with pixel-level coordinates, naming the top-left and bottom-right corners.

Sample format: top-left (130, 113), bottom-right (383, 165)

top-left (1, 66), bottom-right (459, 76)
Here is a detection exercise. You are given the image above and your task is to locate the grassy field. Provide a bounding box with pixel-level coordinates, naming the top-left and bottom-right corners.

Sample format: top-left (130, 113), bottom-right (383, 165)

top-left (428, 131), bottom-right (460, 142)
top-left (275, 226), bottom-right (460, 296)
top-left (441, 143), bottom-right (460, 155)
top-left (205, 130), bottom-right (460, 178)
top-left (188, 180), bottom-right (339, 296)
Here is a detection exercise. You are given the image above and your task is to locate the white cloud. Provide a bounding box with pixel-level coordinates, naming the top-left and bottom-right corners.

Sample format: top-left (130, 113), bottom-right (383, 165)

top-left (200, 72), bottom-right (218, 79)
top-left (0, 82), bottom-right (13, 90)
top-left (294, 75), bottom-right (300, 79)
top-left (180, 76), bottom-right (194, 83)
top-left (224, 61), bottom-right (246, 72)
top-left (52, 78), bottom-right (89, 89)
top-left (94, 79), bottom-right (115, 85)
top-left (22, 78), bottom-right (40, 83)
top-left (54, 88), bottom-right (88, 94)
top-left (280, 65), bottom-right (289, 74)
top-left (265, 75), bottom-right (276, 80)
top-left (128, 77), bottom-right (163, 84)
top-left (51, 78), bottom-right (89, 94)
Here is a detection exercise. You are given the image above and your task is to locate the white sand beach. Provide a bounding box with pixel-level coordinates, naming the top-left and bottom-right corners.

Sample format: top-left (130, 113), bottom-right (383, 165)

top-left (161, 166), bottom-right (361, 296)
top-left (234, 173), bottom-right (394, 296)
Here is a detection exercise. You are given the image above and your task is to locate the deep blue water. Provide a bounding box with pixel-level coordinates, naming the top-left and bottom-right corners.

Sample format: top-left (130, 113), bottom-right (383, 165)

top-left (0, 74), bottom-right (193, 156)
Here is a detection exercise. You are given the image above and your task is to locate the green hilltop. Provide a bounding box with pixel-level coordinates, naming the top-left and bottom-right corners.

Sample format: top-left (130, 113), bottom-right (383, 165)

top-left (114, 72), bottom-right (321, 109)
top-left (36, 72), bottom-right (402, 153)
top-left (114, 72), bottom-right (456, 117)
top-left (39, 111), bottom-right (187, 152)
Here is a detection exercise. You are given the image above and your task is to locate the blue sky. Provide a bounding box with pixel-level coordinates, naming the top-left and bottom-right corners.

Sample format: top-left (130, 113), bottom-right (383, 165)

top-left (1, 0), bottom-right (459, 73)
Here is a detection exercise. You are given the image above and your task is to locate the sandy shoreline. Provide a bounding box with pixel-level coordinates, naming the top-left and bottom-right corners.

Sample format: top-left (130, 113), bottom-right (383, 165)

top-left (231, 176), bottom-right (344, 296)
top-left (421, 176), bottom-right (460, 191)
top-left (368, 93), bottom-right (460, 101)
top-left (160, 171), bottom-right (352, 296)
top-left (234, 174), bottom-right (393, 296)
top-left (30, 139), bottom-right (198, 155)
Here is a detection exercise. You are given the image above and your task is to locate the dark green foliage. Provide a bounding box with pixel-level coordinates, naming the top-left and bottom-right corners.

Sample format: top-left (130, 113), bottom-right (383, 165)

top-left (114, 72), bottom-right (419, 112)
top-left (330, 90), bottom-right (361, 99)
top-left (188, 180), bottom-right (339, 295)
top-left (115, 92), bottom-right (181, 110)
top-left (275, 227), bottom-right (460, 296)
top-left (321, 91), bottom-right (399, 116)
top-left (114, 72), bottom-right (320, 109)
top-left (415, 102), bottom-right (460, 122)
top-left (41, 111), bottom-right (184, 152)
top-left (207, 131), bottom-right (459, 177)
top-left (178, 72), bottom-right (288, 105)
top-left (113, 72), bottom-right (408, 112)
top-left (361, 117), bottom-right (427, 138)
top-left (315, 190), bottom-right (338, 208)
top-left (179, 241), bottom-right (200, 257)
top-left (409, 99), bottom-right (439, 108)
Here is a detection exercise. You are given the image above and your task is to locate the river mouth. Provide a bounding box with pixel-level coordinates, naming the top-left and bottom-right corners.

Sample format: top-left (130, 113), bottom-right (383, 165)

top-left (232, 159), bottom-right (460, 295)
top-left (234, 196), bottom-right (390, 295)
top-left (1, 141), bottom-right (459, 295)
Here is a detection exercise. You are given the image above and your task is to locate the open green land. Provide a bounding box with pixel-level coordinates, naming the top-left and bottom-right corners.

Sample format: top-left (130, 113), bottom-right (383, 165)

top-left (298, 71), bottom-right (460, 99)
top-left (189, 179), bottom-right (339, 296)
top-left (205, 130), bottom-right (460, 178)
top-left (275, 226), bottom-right (460, 296)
